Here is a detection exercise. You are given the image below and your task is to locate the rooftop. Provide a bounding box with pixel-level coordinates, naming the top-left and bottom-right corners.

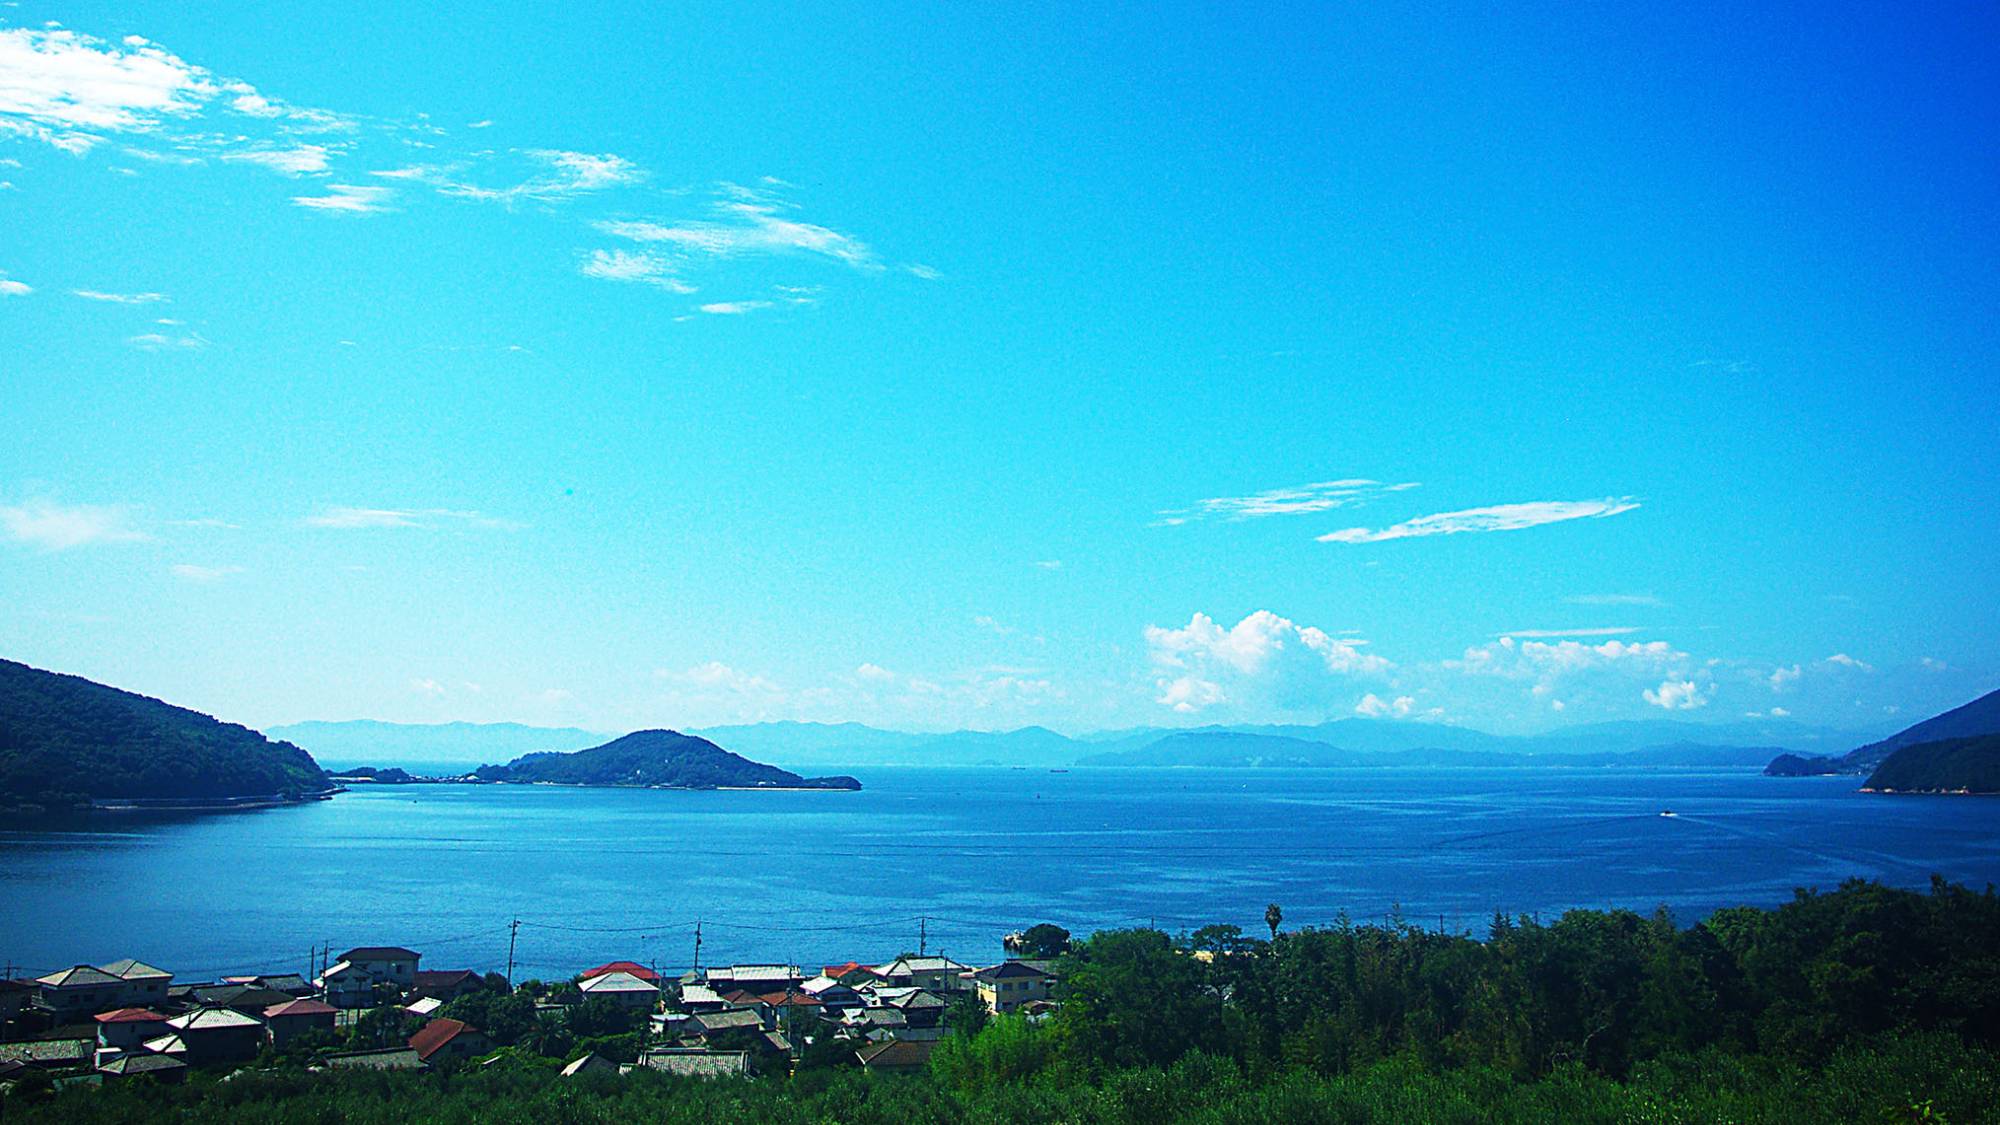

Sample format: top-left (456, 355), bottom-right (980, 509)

top-left (100, 958), bottom-right (172, 981)
top-left (265, 998), bottom-right (338, 1018)
top-left (408, 1017), bottom-right (475, 1061)
top-left (581, 960), bottom-right (661, 982)
top-left (94, 1007), bottom-right (169, 1023)
top-left (340, 946), bottom-right (420, 961)
top-left (168, 1007), bottom-right (265, 1031)
top-left (37, 965), bottom-right (123, 989)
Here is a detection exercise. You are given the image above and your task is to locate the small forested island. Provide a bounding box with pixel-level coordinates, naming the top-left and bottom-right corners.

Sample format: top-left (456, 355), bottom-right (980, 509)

top-left (0, 658), bottom-right (331, 817)
top-left (1861, 733), bottom-right (2000, 794)
top-left (473, 729), bottom-right (861, 791)
top-left (1765, 685), bottom-right (2000, 777)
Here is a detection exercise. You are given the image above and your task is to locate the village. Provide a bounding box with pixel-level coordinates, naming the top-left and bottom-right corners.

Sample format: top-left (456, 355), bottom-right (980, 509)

top-left (0, 927), bottom-right (1069, 1090)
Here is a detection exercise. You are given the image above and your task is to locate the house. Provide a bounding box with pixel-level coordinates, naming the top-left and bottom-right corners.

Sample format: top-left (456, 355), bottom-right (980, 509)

top-left (870, 956), bottom-right (971, 992)
top-left (839, 1007), bottom-right (907, 1034)
top-left (327, 946), bottom-right (420, 994)
top-left (320, 1047), bottom-right (425, 1071)
top-left (559, 1052), bottom-right (621, 1077)
top-left (676, 983), bottom-right (727, 1012)
top-left (856, 1038), bottom-right (934, 1073)
top-left (412, 970), bottom-right (483, 1000)
top-left (96, 1053), bottom-right (187, 1083)
top-left (164, 1007), bottom-right (266, 1064)
top-left (194, 983), bottom-right (295, 1015)
top-left (0, 978), bottom-right (35, 1022)
top-left (235, 973), bottom-right (313, 997)
top-left (34, 966), bottom-right (128, 1018)
top-left (263, 998), bottom-right (338, 1048)
top-left (868, 986), bottom-right (947, 1028)
top-left (822, 961), bottom-right (877, 984)
top-left (637, 1047), bottom-right (749, 1078)
top-left (100, 959), bottom-right (174, 1008)
top-left (577, 970), bottom-right (659, 1010)
top-left (580, 961), bottom-right (661, 983)
top-left (965, 961), bottom-right (1055, 1013)
top-left (408, 1017), bottom-right (489, 1065)
top-left (689, 1008), bottom-right (767, 1038)
top-left (701, 964), bottom-right (803, 993)
top-left (0, 1038), bottom-right (94, 1070)
top-left (403, 996), bottom-right (445, 1019)
top-left (799, 975), bottom-right (863, 1009)
top-left (93, 1008), bottom-right (170, 1060)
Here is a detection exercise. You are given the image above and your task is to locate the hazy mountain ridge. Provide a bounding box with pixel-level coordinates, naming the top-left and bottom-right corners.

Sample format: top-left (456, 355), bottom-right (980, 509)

top-left (1765, 688), bottom-right (2000, 777)
top-left (269, 720), bottom-right (607, 766)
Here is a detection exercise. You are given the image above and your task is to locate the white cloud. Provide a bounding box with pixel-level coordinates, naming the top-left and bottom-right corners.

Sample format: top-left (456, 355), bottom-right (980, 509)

top-left (222, 144), bottom-right (331, 175)
top-left (1355, 693), bottom-right (1419, 718)
top-left (127, 331), bottom-right (206, 351)
top-left (595, 182), bottom-right (873, 268)
top-left (699, 300), bottom-right (772, 315)
top-left (0, 279), bottom-right (28, 296)
top-left (1499, 627), bottom-right (1640, 639)
top-left (1567, 593), bottom-right (1665, 608)
top-left (1769, 664), bottom-right (1802, 690)
top-left (1921, 657), bottom-right (1948, 672)
top-left (74, 288), bottom-right (167, 303)
top-left (1144, 610), bottom-right (1392, 715)
top-left (292, 183), bottom-right (392, 213)
top-left (1319, 498), bottom-right (1640, 543)
top-left (1769, 706), bottom-right (1791, 717)
top-left (0, 27), bottom-right (215, 144)
top-left (410, 677), bottom-right (446, 697)
top-left (1823, 652), bottom-right (1873, 672)
top-left (1032, 560), bottom-right (1062, 571)
top-left (439, 148), bottom-right (642, 203)
top-left (855, 662), bottom-right (897, 685)
top-left (905, 263), bottom-right (942, 280)
top-left (0, 499), bottom-right (147, 549)
top-left (1644, 679), bottom-right (1711, 710)
top-left (170, 562), bottom-right (241, 581)
top-left (579, 249), bottom-right (694, 292)
top-left (1160, 479), bottom-right (1419, 524)
top-left (304, 506), bottom-right (517, 530)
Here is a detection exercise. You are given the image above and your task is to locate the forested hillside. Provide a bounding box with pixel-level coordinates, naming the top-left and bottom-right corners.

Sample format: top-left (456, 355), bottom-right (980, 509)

top-left (0, 658), bottom-right (329, 813)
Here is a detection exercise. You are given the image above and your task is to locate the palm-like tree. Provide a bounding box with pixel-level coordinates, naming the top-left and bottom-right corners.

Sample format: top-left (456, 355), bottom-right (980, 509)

top-left (1265, 903), bottom-right (1283, 941)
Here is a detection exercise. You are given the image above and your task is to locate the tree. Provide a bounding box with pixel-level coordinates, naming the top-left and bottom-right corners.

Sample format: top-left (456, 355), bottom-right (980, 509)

top-left (1007, 923), bottom-right (1073, 959)
top-left (1266, 904), bottom-right (1284, 941)
top-left (944, 991), bottom-right (991, 1038)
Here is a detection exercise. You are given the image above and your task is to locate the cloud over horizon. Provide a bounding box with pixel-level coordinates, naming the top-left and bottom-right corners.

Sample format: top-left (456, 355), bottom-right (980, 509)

top-left (1319, 498), bottom-right (1640, 543)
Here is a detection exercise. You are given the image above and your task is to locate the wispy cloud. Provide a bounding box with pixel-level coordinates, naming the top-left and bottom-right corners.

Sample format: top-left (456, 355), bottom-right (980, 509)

top-left (222, 144), bottom-right (332, 175)
top-left (1499, 627), bottom-right (1641, 638)
top-left (292, 183), bottom-right (393, 213)
top-left (1566, 593), bottom-right (1665, 608)
top-left (435, 149), bottom-right (642, 203)
top-left (596, 181), bottom-right (873, 268)
top-left (304, 506), bottom-right (519, 530)
top-left (699, 300), bottom-right (772, 315)
top-left (74, 289), bottom-right (167, 303)
top-left (1158, 478), bottom-right (1419, 525)
top-left (579, 249), bottom-right (694, 292)
top-left (128, 331), bottom-right (207, 351)
top-left (1318, 498), bottom-right (1639, 543)
top-left (0, 270), bottom-right (30, 296)
top-left (170, 562), bottom-right (242, 581)
top-left (0, 499), bottom-right (147, 549)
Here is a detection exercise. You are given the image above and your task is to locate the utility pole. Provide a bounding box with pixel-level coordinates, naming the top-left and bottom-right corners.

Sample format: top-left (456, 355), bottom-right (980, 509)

top-left (506, 919), bottom-right (520, 988)
top-left (919, 916), bottom-right (928, 957)
top-left (692, 920), bottom-right (703, 976)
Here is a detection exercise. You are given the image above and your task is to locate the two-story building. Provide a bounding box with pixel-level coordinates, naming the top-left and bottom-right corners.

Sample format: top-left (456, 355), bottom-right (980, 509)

top-left (871, 956), bottom-right (971, 993)
top-left (319, 946), bottom-right (421, 1008)
top-left (965, 960), bottom-right (1054, 1013)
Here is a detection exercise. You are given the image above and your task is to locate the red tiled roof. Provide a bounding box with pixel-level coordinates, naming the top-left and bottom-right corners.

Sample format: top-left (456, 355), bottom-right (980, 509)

top-left (408, 1017), bottom-right (473, 1061)
top-left (822, 961), bottom-right (871, 978)
top-left (756, 990), bottom-right (823, 1008)
top-left (265, 998), bottom-right (337, 1018)
top-left (580, 961), bottom-right (660, 983)
top-left (718, 988), bottom-right (759, 1003)
top-left (93, 1008), bottom-right (167, 1024)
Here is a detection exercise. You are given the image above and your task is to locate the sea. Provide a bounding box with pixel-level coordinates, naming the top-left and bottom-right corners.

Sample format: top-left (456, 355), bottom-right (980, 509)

top-left (3, 766), bottom-right (1997, 984)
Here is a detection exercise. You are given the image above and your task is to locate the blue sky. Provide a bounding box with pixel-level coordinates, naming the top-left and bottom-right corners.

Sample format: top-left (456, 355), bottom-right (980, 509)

top-left (2, 2), bottom-right (1996, 736)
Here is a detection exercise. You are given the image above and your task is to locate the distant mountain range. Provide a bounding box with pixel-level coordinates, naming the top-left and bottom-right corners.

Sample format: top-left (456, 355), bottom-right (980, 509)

top-left (472, 729), bottom-right (861, 790)
top-left (276, 713), bottom-right (1900, 772)
top-left (0, 659), bottom-right (330, 815)
top-left (268, 720), bottom-right (607, 765)
top-left (1765, 688), bottom-right (2000, 778)
top-left (1860, 734), bottom-right (2000, 795)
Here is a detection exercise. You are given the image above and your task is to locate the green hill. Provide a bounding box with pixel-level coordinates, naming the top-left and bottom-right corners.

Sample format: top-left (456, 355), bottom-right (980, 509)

top-left (0, 658), bottom-right (330, 814)
top-left (1862, 734), bottom-right (2000, 794)
top-left (474, 728), bottom-right (861, 790)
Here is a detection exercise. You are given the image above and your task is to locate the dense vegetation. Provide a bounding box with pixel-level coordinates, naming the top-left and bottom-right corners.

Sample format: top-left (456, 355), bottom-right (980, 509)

top-left (12, 878), bottom-right (2000, 1122)
top-left (0, 658), bottom-right (328, 814)
top-left (1864, 734), bottom-right (2000, 794)
top-left (1767, 686), bottom-right (2000, 776)
top-left (473, 729), bottom-right (861, 790)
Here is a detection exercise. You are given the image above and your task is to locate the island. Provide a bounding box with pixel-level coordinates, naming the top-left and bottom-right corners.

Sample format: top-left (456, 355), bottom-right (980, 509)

top-left (1860, 734), bottom-right (2000, 795)
top-left (472, 728), bottom-right (861, 790)
top-left (0, 657), bottom-right (333, 817)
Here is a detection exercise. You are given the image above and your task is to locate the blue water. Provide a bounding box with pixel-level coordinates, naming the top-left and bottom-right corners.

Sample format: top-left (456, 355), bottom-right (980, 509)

top-left (3, 767), bottom-right (1997, 984)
